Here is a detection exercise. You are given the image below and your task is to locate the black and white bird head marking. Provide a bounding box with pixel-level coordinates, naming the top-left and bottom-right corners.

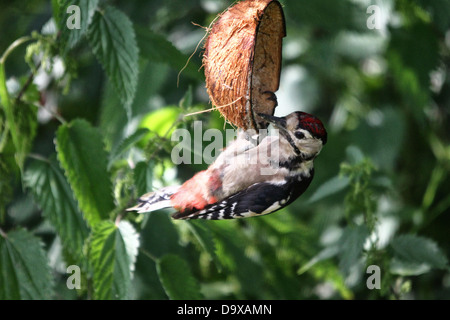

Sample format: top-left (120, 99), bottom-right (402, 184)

top-left (259, 112), bottom-right (327, 162)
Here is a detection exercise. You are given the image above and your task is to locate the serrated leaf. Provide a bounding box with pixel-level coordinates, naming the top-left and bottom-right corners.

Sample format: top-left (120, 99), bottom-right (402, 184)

top-left (156, 254), bottom-right (203, 300)
top-left (108, 128), bottom-right (149, 169)
top-left (59, 0), bottom-right (99, 50)
top-left (117, 221), bottom-right (139, 275)
top-left (390, 235), bottom-right (448, 272)
top-left (88, 6), bottom-right (139, 117)
top-left (0, 234), bottom-right (20, 299)
top-left (88, 220), bottom-right (139, 300)
top-left (0, 229), bottom-right (54, 299)
top-left (187, 220), bottom-right (222, 272)
top-left (24, 156), bottom-right (89, 262)
top-left (88, 221), bottom-right (116, 299)
top-left (390, 258), bottom-right (431, 276)
top-left (56, 119), bottom-right (113, 227)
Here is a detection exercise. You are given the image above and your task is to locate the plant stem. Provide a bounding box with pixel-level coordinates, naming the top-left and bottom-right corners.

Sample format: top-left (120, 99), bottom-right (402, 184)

top-left (139, 247), bottom-right (158, 262)
top-left (15, 60), bottom-right (41, 104)
top-left (0, 36), bottom-right (32, 65)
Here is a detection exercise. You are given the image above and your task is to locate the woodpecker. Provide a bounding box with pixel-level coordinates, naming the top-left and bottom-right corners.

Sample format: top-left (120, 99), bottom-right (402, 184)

top-left (127, 111), bottom-right (327, 220)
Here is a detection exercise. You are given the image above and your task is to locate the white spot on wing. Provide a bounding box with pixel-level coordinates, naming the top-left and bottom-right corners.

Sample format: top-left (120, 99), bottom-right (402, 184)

top-left (260, 201), bottom-right (282, 215)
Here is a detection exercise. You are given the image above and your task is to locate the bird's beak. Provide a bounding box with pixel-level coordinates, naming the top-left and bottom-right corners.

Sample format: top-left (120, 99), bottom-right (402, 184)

top-left (258, 113), bottom-right (288, 135)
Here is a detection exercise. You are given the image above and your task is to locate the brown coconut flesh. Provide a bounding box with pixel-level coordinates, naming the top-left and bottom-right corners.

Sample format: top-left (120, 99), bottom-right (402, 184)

top-left (203, 0), bottom-right (286, 129)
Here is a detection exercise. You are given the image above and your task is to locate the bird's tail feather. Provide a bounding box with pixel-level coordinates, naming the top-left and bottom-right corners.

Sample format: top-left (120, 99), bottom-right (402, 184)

top-left (127, 186), bottom-right (180, 213)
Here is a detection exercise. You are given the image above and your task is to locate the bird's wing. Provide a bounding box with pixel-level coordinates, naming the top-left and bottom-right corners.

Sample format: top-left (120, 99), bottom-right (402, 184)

top-left (172, 181), bottom-right (293, 220)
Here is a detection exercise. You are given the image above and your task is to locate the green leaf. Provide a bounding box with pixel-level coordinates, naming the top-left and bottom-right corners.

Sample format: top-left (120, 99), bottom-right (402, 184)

top-left (56, 119), bottom-right (113, 227)
top-left (0, 229), bottom-right (54, 299)
top-left (136, 27), bottom-right (202, 81)
top-left (88, 5), bottom-right (139, 117)
top-left (59, 0), bottom-right (99, 50)
top-left (298, 246), bottom-right (340, 275)
top-left (0, 158), bottom-right (15, 222)
top-left (139, 106), bottom-right (182, 142)
top-left (390, 258), bottom-right (431, 276)
top-left (0, 64), bottom-right (11, 115)
top-left (187, 220), bottom-right (222, 272)
top-left (88, 221), bottom-right (116, 300)
top-left (156, 254), bottom-right (203, 300)
top-left (0, 63), bottom-right (37, 172)
top-left (117, 221), bottom-right (140, 275)
top-left (108, 128), bottom-right (149, 169)
top-left (308, 175), bottom-right (349, 203)
top-left (113, 221), bottom-right (140, 299)
top-left (209, 223), bottom-right (265, 297)
top-left (12, 102), bottom-right (38, 172)
top-left (51, 0), bottom-right (62, 26)
top-left (24, 156), bottom-right (90, 262)
top-left (140, 212), bottom-right (181, 259)
top-left (179, 85), bottom-right (193, 110)
top-left (88, 220), bottom-right (140, 300)
top-left (338, 225), bottom-right (369, 276)
top-left (390, 235), bottom-right (448, 275)
top-left (133, 161), bottom-right (154, 196)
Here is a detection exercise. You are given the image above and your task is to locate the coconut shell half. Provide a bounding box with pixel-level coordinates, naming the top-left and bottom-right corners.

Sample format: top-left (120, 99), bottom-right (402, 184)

top-left (203, 0), bottom-right (286, 129)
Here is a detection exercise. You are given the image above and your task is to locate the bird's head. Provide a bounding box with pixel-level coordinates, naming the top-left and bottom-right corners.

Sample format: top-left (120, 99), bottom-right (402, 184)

top-left (259, 111), bottom-right (327, 161)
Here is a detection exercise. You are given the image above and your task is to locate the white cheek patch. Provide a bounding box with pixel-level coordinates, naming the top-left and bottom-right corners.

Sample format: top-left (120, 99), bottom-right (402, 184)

top-left (286, 116), bottom-right (297, 129)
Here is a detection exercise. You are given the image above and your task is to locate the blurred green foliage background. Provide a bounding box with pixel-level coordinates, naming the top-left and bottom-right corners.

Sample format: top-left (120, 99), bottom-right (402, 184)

top-left (0, 0), bottom-right (449, 300)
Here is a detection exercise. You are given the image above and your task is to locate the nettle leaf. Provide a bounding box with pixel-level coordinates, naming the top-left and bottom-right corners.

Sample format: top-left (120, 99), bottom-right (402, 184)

top-left (59, 0), bottom-right (99, 50)
top-left (88, 5), bottom-right (139, 117)
top-left (56, 119), bottom-right (113, 227)
top-left (156, 254), bottom-right (203, 300)
top-left (89, 220), bottom-right (140, 300)
top-left (0, 229), bottom-right (54, 299)
top-left (24, 156), bottom-right (89, 262)
top-left (390, 235), bottom-right (448, 276)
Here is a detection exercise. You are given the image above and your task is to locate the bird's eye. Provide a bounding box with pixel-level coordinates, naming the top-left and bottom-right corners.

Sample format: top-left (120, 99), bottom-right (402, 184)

top-left (294, 131), bottom-right (305, 139)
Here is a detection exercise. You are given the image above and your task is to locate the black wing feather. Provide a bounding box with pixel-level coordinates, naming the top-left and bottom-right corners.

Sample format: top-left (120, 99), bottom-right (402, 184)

top-left (172, 173), bottom-right (313, 220)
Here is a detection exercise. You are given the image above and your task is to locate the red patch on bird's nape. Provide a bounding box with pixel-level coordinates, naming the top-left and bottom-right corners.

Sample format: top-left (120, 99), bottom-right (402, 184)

top-left (297, 112), bottom-right (328, 145)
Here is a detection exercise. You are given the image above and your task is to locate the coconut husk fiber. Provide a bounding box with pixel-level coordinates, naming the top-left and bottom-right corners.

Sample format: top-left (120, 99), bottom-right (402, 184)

top-left (203, 0), bottom-right (286, 129)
